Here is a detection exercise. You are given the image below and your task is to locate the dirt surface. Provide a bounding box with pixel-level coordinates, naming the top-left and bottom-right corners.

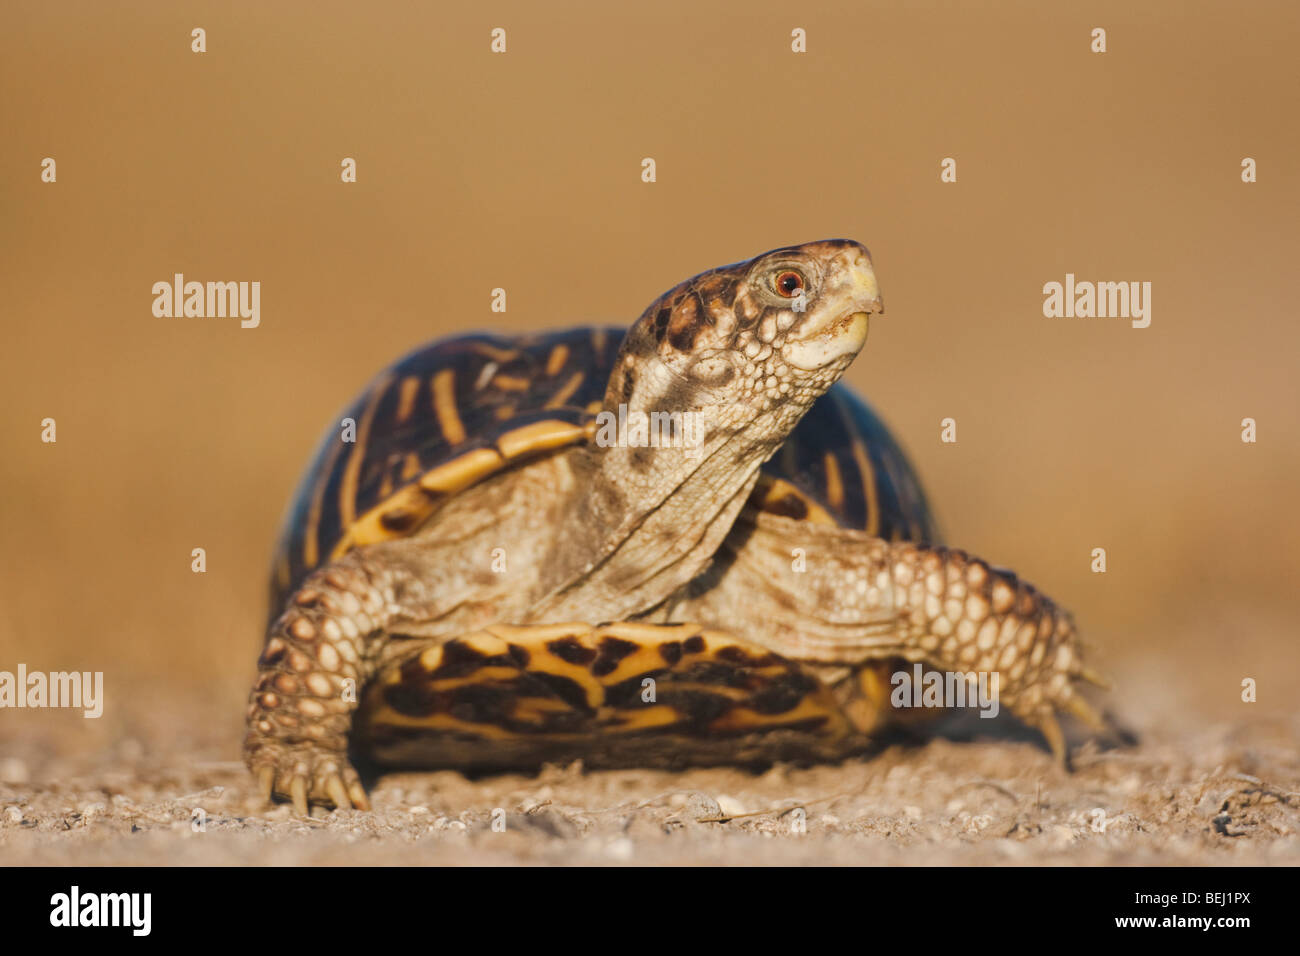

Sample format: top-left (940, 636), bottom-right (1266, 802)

top-left (1, 704), bottom-right (1296, 866)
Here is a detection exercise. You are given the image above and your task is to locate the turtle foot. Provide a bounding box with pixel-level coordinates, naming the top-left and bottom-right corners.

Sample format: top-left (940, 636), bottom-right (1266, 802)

top-left (244, 557), bottom-right (387, 812)
top-left (245, 738), bottom-right (370, 813)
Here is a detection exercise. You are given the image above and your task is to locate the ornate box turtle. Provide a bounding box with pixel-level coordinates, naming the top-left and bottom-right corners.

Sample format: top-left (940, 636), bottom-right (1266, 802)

top-left (244, 240), bottom-right (1109, 812)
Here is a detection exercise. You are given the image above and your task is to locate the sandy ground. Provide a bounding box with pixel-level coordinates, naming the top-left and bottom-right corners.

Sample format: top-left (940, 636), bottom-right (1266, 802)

top-left (1, 704), bottom-right (1295, 866)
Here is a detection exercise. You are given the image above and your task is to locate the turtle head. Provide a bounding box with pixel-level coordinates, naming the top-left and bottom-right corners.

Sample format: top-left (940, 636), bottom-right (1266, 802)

top-left (563, 241), bottom-right (882, 621)
top-left (604, 239), bottom-right (882, 432)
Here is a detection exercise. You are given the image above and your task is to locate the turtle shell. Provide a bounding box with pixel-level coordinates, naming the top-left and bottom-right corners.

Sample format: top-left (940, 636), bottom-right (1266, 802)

top-left (269, 326), bottom-right (936, 616)
top-left (752, 384), bottom-right (938, 544)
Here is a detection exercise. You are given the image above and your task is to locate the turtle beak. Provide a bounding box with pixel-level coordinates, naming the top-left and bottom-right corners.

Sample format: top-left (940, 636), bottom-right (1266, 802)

top-left (784, 309), bottom-right (871, 369)
top-left (784, 247), bottom-right (880, 369)
top-left (845, 249), bottom-right (884, 316)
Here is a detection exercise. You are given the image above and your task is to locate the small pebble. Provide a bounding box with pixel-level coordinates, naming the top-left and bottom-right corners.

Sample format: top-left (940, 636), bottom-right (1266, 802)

top-left (715, 795), bottom-right (746, 817)
top-left (682, 792), bottom-right (722, 820)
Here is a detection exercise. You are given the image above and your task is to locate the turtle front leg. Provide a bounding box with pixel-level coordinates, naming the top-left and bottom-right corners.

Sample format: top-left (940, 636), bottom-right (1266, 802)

top-left (681, 510), bottom-right (1113, 764)
top-left (243, 554), bottom-right (392, 813)
top-left (869, 540), bottom-right (1112, 762)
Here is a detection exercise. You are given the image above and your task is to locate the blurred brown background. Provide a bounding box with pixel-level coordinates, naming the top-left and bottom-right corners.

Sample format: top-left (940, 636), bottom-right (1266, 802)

top-left (1, 0), bottom-right (1297, 767)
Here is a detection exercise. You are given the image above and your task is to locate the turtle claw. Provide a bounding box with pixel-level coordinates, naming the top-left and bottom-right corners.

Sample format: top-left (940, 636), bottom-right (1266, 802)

top-left (1080, 665), bottom-right (1112, 691)
top-left (1019, 661), bottom-right (1119, 768)
top-left (245, 742), bottom-right (371, 814)
top-left (257, 766), bottom-right (275, 804)
top-left (289, 776), bottom-right (309, 816)
top-left (347, 779), bottom-right (371, 811)
top-left (1064, 690), bottom-right (1110, 733)
top-left (1035, 711), bottom-right (1068, 767)
top-left (325, 776), bottom-right (352, 811)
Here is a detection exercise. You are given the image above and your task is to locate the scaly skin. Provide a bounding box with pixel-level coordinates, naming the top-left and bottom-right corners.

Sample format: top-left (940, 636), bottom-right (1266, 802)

top-left (875, 539), bottom-right (1110, 758)
top-left (243, 553), bottom-right (391, 812)
top-left (672, 509), bottom-right (1111, 760)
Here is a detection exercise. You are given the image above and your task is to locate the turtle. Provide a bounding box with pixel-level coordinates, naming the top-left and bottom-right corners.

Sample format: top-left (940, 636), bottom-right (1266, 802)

top-left (244, 239), bottom-right (1110, 813)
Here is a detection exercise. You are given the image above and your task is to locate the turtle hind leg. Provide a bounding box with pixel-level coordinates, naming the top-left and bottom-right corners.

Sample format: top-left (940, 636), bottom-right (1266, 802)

top-left (354, 622), bottom-right (857, 772)
top-left (244, 555), bottom-right (393, 813)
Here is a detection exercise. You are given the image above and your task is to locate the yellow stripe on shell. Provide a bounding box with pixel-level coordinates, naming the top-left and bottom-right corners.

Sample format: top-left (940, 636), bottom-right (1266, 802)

top-left (469, 342), bottom-right (523, 363)
top-left (329, 483), bottom-right (436, 559)
top-left (496, 419), bottom-right (589, 459)
top-left (330, 419), bottom-right (592, 558)
top-left (598, 621), bottom-right (697, 642)
top-left (823, 452), bottom-right (845, 509)
top-left (600, 706), bottom-right (686, 733)
top-left (491, 375), bottom-right (531, 392)
top-left (849, 438), bottom-right (880, 536)
top-left (830, 390), bottom-right (881, 536)
top-left (330, 448), bottom-right (503, 559)
top-left (543, 371), bottom-right (586, 409)
top-left (426, 668), bottom-right (524, 691)
top-left (709, 696), bottom-right (845, 734)
top-left (338, 374), bottom-right (393, 532)
top-left (545, 344), bottom-right (570, 377)
top-left (752, 476), bottom-right (837, 526)
top-left (418, 447), bottom-right (503, 493)
top-left (303, 412), bottom-right (351, 569)
top-left (395, 376), bottom-right (420, 424)
top-left (431, 369), bottom-right (466, 444)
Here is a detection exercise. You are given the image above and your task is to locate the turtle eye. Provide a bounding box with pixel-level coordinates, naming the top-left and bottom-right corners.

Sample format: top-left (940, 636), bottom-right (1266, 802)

top-left (772, 270), bottom-right (805, 298)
